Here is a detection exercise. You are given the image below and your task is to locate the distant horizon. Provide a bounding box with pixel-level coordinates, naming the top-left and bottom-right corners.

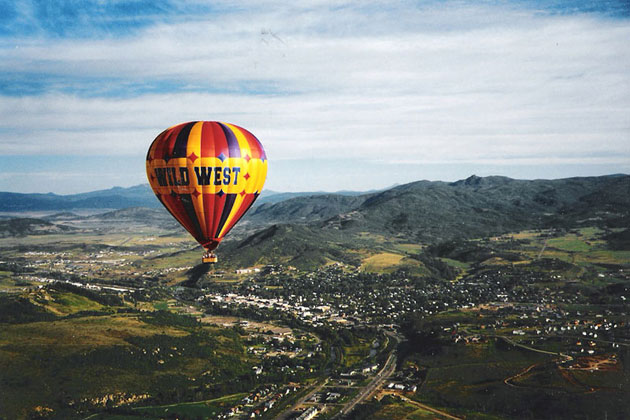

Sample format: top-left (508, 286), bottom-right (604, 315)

top-left (2, 172), bottom-right (628, 196)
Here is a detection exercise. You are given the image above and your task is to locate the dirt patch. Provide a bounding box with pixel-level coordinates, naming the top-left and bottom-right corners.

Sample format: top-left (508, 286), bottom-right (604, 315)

top-left (200, 315), bottom-right (293, 335)
top-left (562, 354), bottom-right (620, 372)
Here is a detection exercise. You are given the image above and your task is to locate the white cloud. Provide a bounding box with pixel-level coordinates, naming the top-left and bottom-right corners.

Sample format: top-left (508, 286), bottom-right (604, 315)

top-left (0, 1), bottom-right (628, 192)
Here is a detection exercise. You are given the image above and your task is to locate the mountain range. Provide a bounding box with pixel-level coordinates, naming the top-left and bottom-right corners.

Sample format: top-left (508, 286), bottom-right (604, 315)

top-left (0, 185), bottom-right (159, 212)
top-left (2, 174), bottom-right (628, 268)
top-left (219, 174), bottom-right (630, 267)
top-left (0, 185), bottom-right (377, 212)
top-left (247, 174), bottom-right (629, 238)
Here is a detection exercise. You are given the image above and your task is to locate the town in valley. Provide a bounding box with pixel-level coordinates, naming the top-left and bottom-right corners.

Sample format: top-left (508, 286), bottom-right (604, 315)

top-left (1, 176), bottom-right (629, 419)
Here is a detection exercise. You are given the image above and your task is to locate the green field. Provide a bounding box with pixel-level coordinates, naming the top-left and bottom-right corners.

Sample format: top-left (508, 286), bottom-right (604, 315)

top-left (342, 340), bottom-right (373, 368)
top-left (360, 252), bottom-right (424, 274)
top-left (368, 399), bottom-right (418, 419)
top-left (0, 288), bottom-right (259, 420)
top-left (124, 393), bottom-right (247, 419)
top-left (349, 226), bottom-right (630, 279)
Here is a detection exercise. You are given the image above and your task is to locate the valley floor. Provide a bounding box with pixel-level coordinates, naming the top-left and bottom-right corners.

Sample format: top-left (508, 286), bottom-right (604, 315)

top-left (1, 217), bottom-right (629, 419)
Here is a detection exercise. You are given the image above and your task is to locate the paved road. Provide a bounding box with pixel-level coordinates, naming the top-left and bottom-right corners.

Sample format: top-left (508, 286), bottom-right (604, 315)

top-left (333, 351), bottom-right (397, 418)
top-left (276, 379), bottom-right (327, 420)
top-left (278, 330), bottom-right (402, 419)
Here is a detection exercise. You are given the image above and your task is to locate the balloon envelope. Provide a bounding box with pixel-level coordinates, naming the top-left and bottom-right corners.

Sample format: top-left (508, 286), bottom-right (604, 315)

top-left (146, 121), bottom-right (267, 254)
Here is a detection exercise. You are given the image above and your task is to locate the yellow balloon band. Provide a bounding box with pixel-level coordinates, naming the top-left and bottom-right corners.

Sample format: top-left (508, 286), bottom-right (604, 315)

top-left (147, 157), bottom-right (268, 195)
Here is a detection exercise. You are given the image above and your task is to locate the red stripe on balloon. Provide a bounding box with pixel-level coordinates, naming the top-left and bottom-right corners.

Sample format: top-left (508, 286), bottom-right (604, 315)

top-left (147, 129), bottom-right (167, 161)
top-left (155, 127), bottom-right (176, 161)
top-left (152, 130), bottom-right (169, 161)
top-left (201, 122), bottom-right (229, 159)
top-left (200, 122), bottom-right (216, 158)
top-left (202, 192), bottom-right (216, 240)
top-left (240, 127), bottom-right (266, 160)
top-left (161, 193), bottom-right (203, 243)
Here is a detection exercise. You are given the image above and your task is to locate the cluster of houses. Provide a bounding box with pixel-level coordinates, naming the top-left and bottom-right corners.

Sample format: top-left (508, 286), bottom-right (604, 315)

top-left (221, 263), bottom-right (594, 329)
top-left (309, 391), bottom-right (342, 403)
top-left (199, 292), bottom-right (354, 327)
top-left (445, 302), bottom-right (627, 358)
top-left (217, 385), bottom-right (299, 419)
top-left (197, 263), bottom-right (628, 365)
top-left (339, 363), bottom-right (379, 378)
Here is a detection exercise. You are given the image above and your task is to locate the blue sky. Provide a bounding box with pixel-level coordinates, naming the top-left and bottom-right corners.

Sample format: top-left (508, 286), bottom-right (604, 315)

top-left (1, 0), bottom-right (629, 194)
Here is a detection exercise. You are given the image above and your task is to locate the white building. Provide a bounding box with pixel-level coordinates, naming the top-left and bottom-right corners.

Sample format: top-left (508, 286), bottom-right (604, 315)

top-left (297, 406), bottom-right (319, 420)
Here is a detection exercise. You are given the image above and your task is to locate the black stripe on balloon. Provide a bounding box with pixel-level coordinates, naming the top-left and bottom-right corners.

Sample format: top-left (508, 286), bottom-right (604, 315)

top-left (225, 193), bottom-right (258, 234)
top-left (218, 123), bottom-right (241, 157)
top-left (172, 122), bottom-right (196, 158)
top-left (180, 193), bottom-right (204, 241)
top-left (214, 193), bottom-right (237, 238)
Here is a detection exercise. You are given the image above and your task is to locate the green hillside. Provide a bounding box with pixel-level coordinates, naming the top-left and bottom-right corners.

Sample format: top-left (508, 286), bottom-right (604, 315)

top-left (221, 223), bottom-right (360, 270)
top-left (331, 174), bottom-right (630, 241)
top-left (248, 193), bottom-right (370, 224)
top-left (0, 286), bottom-right (256, 419)
top-left (219, 175), bottom-right (630, 269)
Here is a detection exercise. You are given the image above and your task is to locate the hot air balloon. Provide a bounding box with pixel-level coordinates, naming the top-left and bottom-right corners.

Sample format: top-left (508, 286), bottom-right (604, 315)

top-left (146, 121), bottom-right (267, 263)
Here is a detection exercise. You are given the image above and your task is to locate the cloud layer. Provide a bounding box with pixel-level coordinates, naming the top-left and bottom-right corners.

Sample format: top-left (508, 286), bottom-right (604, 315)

top-left (1, 0), bottom-right (629, 193)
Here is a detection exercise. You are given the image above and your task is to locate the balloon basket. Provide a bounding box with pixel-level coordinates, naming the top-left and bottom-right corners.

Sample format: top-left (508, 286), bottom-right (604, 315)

top-left (202, 252), bottom-right (218, 264)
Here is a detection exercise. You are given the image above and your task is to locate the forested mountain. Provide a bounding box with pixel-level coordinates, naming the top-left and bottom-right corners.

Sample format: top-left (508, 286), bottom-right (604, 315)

top-left (242, 174), bottom-right (629, 241)
top-left (2, 175), bottom-right (628, 268)
top-left (219, 174), bottom-right (630, 268)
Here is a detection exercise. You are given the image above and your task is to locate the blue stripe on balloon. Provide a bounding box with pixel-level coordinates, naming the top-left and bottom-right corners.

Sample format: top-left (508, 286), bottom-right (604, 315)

top-left (172, 121), bottom-right (196, 158)
top-left (218, 122), bottom-right (241, 158)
